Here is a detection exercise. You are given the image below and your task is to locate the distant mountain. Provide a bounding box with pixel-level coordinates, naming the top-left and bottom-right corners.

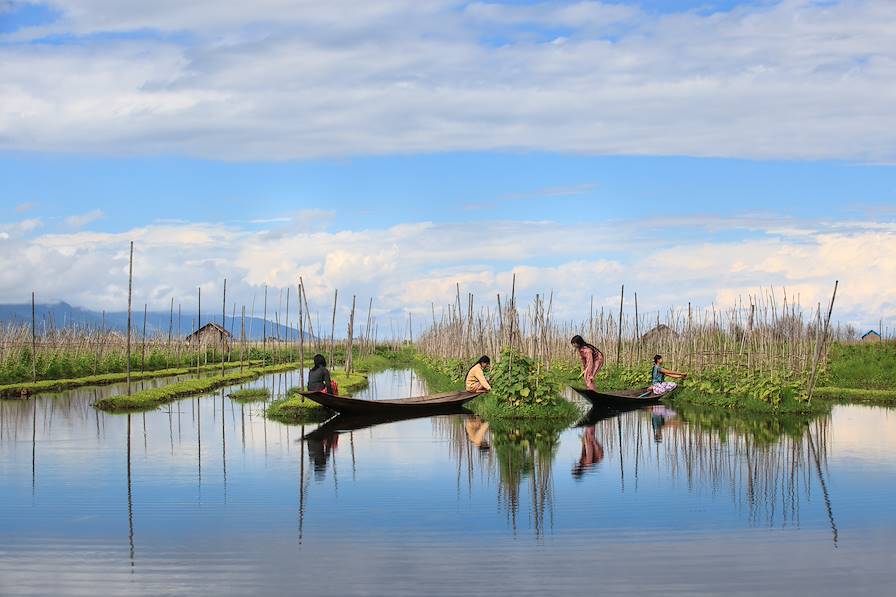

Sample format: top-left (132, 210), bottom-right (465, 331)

top-left (0, 302), bottom-right (315, 341)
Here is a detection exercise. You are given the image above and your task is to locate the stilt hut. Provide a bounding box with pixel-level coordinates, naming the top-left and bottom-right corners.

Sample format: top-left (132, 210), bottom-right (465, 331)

top-left (186, 322), bottom-right (232, 350)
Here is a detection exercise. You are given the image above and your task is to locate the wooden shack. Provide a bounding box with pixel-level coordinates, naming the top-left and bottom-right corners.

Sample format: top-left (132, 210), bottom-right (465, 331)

top-left (640, 324), bottom-right (680, 345)
top-left (186, 322), bottom-right (232, 350)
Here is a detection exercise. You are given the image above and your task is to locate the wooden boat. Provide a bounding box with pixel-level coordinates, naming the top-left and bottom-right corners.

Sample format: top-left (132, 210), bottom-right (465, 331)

top-left (571, 385), bottom-right (678, 407)
top-left (299, 390), bottom-right (480, 416)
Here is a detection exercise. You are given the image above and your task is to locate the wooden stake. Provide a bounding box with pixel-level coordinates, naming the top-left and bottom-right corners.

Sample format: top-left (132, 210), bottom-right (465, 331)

top-left (298, 281), bottom-right (305, 389)
top-left (141, 303), bottom-right (147, 373)
top-left (329, 289), bottom-right (338, 366)
top-left (126, 241), bottom-right (134, 394)
top-left (221, 278), bottom-right (227, 377)
top-left (31, 291), bottom-right (37, 383)
top-left (616, 284), bottom-right (624, 366)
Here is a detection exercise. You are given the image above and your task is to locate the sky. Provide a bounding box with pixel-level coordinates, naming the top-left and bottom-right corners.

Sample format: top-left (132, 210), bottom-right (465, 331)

top-left (0, 0), bottom-right (894, 334)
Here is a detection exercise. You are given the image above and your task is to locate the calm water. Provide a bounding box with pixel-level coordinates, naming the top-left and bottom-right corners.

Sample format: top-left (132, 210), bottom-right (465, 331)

top-left (1, 369), bottom-right (895, 596)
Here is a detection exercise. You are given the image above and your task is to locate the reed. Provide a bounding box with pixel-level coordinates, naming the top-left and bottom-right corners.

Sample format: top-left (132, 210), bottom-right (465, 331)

top-left (417, 283), bottom-right (845, 386)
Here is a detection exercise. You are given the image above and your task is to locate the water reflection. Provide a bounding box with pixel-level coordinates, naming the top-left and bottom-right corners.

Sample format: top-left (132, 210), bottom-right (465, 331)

top-left (432, 400), bottom-right (839, 543)
top-left (2, 368), bottom-right (891, 595)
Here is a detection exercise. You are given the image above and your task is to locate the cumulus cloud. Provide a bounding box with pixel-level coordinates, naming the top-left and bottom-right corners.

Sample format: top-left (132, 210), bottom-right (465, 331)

top-left (1, 1), bottom-right (895, 160)
top-left (0, 213), bottom-right (892, 332)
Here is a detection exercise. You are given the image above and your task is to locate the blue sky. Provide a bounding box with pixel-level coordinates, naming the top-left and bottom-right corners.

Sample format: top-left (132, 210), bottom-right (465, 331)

top-left (0, 0), bottom-right (894, 332)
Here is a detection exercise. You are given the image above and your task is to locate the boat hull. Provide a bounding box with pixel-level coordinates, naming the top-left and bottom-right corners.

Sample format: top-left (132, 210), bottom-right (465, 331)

top-left (300, 390), bottom-right (480, 416)
top-left (572, 386), bottom-right (677, 407)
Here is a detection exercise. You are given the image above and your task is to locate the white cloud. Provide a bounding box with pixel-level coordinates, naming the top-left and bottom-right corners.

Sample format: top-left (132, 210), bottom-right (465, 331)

top-left (15, 202), bottom-right (34, 213)
top-left (1, 1), bottom-right (895, 160)
top-left (63, 209), bottom-right (105, 228)
top-left (0, 213), bottom-right (892, 331)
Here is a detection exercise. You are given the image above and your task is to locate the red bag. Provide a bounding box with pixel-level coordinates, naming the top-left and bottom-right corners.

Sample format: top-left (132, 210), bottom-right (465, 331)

top-left (323, 380), bottom-right (339, 395)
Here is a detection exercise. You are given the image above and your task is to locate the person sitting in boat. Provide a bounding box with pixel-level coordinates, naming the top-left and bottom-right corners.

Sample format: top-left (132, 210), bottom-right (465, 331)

top-left (465, 356), bottom-right (492, 393)
top-left (307, 353), bottom-right (333, 393)
top-left (571, 335), bottom-right (604, 391)
top-left (651, 354), bottom-right (686, 396)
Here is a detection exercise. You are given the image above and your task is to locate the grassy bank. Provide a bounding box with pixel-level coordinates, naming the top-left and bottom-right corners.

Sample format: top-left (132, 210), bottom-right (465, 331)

top-left (228, 388), bottom-right (271, 402)
top-left (266, 371), bottom-right (368, 423)
top-left (0, 344), bottom-right (311, 386)
top-left (95, 362), bottom-right (302, 411)
top-left (674, 389), bottom-right (830, 414)
top-left (0, 360), bottom-right (266, 399)
top-left (813, 386), bottom-right (896, 403)
top-left (823, 342), bottom-right (896, 390)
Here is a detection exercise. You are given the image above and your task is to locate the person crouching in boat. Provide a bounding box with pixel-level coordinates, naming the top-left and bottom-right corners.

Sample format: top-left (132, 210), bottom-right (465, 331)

top-left (571, 335), bottom-right (604, 391)
top-left (308, 353), bottom-right (333, 393)
top-left (651, 355), bottom-right (686, 395)
top-left (465, 356), bottom-right (492, 393)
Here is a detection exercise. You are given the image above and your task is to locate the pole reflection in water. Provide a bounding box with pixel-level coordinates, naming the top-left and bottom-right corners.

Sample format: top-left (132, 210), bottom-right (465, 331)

top-left (126, 413), bottom-right (135, 569)
top-left (435, 403), bottom-right (838, 542)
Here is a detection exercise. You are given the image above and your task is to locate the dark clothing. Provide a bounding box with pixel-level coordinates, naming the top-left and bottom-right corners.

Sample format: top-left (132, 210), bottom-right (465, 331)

top-left (307, 366), bottom-right (332, 392)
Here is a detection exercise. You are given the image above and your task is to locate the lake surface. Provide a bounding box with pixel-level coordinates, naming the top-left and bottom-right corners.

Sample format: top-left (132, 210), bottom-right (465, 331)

top-left (1, 369), bottom-right (895, 596)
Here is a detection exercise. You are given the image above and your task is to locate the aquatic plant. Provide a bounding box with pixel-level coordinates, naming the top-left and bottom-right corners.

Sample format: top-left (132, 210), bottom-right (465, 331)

top-left (228, 387), bottom-right (271, 401)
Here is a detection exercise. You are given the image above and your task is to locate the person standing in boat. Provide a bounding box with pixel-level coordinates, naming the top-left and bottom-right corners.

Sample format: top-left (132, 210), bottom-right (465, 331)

top-left (651, 355), bottom-right (686, 395)
top-left (571, 335), bottom-right (604, 391)
top-left (307, 353), bottom-right (333, 393)
top-left (465, 356), bottom-right (492, 393)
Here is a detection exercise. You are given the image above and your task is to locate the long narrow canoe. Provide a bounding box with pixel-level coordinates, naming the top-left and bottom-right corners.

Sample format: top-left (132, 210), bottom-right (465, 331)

top-left (300, 390), bottom-right (480, 416)
top-left (572, 386), bottom-right (678, 407)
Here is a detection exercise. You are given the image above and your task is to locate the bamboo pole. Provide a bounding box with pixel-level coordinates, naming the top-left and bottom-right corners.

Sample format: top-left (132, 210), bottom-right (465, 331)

top-left (807, 281), bottom-right (839, 403)
top-left (165, 297), bottom-right (174, 368)
top-left (616, 284), bottom-right (624, 366)
top-left (347, 295), bottom-right (356, 373)
top-left (329, 289), bottom-right (338, 366)
top-left (31, 291), bottom-right (36, 383)
top-left (197, 286), bottom-right (201, 374)
top-left (141, 303), bottom-right (147, 373)
top-left (221, 278), bottom-right (227, 377)
top-left (298, 281), bottom-right (305, 390)
top-left (262, 285), bottom-right (268, 360)
top-left (126, 241), bottom-right (134, 394)
top-left (240, 305), bottom-right (246, 374)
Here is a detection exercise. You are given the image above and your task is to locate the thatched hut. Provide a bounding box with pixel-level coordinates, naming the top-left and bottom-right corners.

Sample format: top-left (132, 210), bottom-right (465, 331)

top-left (640, 324), bottom-right (680, 345)
top-left (186, 322), bottom-right (232, 350)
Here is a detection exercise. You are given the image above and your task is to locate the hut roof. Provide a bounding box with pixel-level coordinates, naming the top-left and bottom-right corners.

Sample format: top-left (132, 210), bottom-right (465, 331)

top-left (861, 330), bottom-right (881, 339)
top-left (641, 324), bottom-right (680, 342)
top-left (186, 322), bottom-right (232, 340)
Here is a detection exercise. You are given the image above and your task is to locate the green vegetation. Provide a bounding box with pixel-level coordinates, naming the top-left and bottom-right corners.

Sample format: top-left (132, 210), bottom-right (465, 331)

top-left (674, 389), bottom-right (830, 414)
top-left (0, 360), bottom-right (262, 399)
top-left (413, 354), bottom-right (466, 393)
top-left (228, 387), bottom-right (271, 402)
top-left (821, 342), bottom-right (896, 390)
top-left (0, 343), bottom-right (309, 386)
top-left (813, 386), bottom-right (896, 402)
top-left (266, 371), bottom-right (369, 424)
top-left (95, 362), bottom-right (302, 411)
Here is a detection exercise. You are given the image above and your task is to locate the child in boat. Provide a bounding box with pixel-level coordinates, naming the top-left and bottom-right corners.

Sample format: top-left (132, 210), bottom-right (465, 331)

top-left (571, 335), bottom-right (604, 391)
top-left (465, 356), bottom-right (492, 393)
top-left (651, 355), bottom-right (686, 396)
